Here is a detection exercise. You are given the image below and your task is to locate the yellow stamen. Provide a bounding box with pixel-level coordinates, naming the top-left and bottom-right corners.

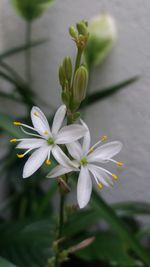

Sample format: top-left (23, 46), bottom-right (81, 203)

top-left (112, 173), bottom-right (118, 180)
top-left (117, 161), bottom-right (123, 167)
top-left (89, 147), bottom-right (94, 153)
top-left (13, 121), bottom-right (21, 126)
top-left (17, 153), bottom-right (25, 159)
top-left (45, 159), bottom-right (51, 166)
top-left (34, 112), bottom-right (39, 117)
top-left (98, 182), bottom-right (103, 189)
top-left (44, 131), bottom-right (49, 135)
top-left (101, 135), bottom-right (108, 141)
top-left (10, 138), bottom-right (17, 143)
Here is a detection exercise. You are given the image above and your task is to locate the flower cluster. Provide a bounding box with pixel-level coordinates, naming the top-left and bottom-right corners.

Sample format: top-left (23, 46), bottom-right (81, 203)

top-left (11, 105), bottom-right (122, 208)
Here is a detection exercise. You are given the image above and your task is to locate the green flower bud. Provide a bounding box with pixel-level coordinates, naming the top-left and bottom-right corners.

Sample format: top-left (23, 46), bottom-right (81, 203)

top-left (84, 14), bottom-right (117, 68)
top-left (73, 66), bottom-right (88, 109)
top-left (61, 91), bottom-right (70, 107)
top-left (59, 65), bottom-right (66, 87)
top-left (76, 21), bottom-right (88, 35)
top-left (62, 57), bottom-right (72, 82)
top-left (69, 26), bottom-right (78, 39)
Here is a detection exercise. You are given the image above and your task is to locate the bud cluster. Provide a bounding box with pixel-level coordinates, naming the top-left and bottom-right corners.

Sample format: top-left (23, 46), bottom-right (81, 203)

top-left (69, 20), bottom-right (89, 50)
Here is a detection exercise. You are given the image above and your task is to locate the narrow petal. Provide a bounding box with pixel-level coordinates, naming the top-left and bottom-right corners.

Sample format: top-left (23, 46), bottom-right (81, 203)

top-left (88, 141), bottom-right (123, 163)
top-left (17, 138), bottom-right (47, 149)
top-left (77, 166), bottom-right (92, 209)
top-left (52, 105), bottom-right (66, 135)
top-left (31, 106), bottom-right (51, 138)
top-left (80, 119), bottom-right (91, 155)
top-left (56, 125), bottom-right (87, 144)
top-left (47, 164), bottom-right (75, 178)
top-left (66, 141), bottom-right (83, 161)
top-left (52, 145), bottom-right (79, 169)
top-left (23, 146), bottom-right (50, 178)
top-left (88, 164), bottom-right (113, 187)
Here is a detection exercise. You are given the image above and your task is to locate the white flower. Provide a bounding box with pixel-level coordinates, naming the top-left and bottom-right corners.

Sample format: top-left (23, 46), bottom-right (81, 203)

top-left (47, 120), bottom-right (123, 209)
top-left (11, 105), bottom-right (87, 178)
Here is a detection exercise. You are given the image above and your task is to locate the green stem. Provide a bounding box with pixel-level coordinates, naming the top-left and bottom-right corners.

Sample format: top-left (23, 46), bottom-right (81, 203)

top-left (92, 192), bottom-right (150, 265)
top-left (25, 21), bottom-right (32, 86)
top-left (58, 194), bottom-right (65, 239)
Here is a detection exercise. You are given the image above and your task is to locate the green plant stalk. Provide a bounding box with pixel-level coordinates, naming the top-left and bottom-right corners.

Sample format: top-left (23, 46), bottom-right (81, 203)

top-left (91, 192), bottom-right (150, 265)
top-left (25, 21), bottom-right (32, 86)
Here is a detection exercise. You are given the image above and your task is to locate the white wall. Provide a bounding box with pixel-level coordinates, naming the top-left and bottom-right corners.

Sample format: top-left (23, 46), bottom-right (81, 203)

top-left (0, 0), bottom-right (150, 205)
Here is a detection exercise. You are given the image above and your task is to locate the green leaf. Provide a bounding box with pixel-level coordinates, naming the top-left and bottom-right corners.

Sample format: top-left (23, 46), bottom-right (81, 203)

top-left (76, 232), bottom-right (138, 266)
top-left (0, 257), bottom-right (17, 267)
top-left (91, 191), bottom-right (150, 266)
top-left (0, 91), bottom-right (21, 102)
top-left (0, 40), bottom-right (48, 60)
top-left (11, 0), bottom-right (54, 21)
top-left (113, 201), bottom-right (150, 216)
top-left (81, 76), bottom-right (139, 108)
top-left (0, 112), bottom-right (22, 138)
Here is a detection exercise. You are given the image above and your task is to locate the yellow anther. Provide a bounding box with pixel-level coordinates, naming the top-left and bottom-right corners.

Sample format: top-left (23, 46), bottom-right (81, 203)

top-left (117, 161), bottom-right (123, 167)
top-left (89, 147), bottom-right (94, 153)
top-left (13, 121), bottom-right (21, 126)
top-left (101, 135), bottom-right (108, 141)
top-left (98, 182), bottom-right (103, 189)
top-left (17, 153), bottom-right (25, 159)
top-left (34, 112), bottom-right (39, 117)
top-left (10, 138), bottom-right (17, 143)
top-left (45, 159), bottom-right (51, 166)
top-left (112, 173), bottom-right (118, 180)
top-left (44, 131), bottom-right (49, 135)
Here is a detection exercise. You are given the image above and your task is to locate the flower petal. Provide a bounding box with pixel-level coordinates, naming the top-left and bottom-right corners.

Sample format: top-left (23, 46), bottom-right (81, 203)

top-left (52, 145), bottom-right (79, 169)
top-left (23, 146), bottom-right (50, 178)
top-left (17, 138), bottom-right (47, 149)
top-left (66, 141), bottom-right (83, 161)
top-left (56, 124), bottom-right (87, 144)
top-left (77, 166), bottom-right (92, 209)
top-left (31, 106), bottom-right (51, 138)
top-left (47, 164), bottom-right (75, 178)
top-left (88, 164), bottom-right (113, 187)
top-left (80, 119), bottom-right (91, 155)
top-left (88, 141), bottom-right (122, 163)
top-left (52, 105), bottom-right (66, 135)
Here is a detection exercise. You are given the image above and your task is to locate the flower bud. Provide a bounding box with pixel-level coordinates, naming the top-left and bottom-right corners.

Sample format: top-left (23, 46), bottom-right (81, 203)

top-left (73, 66), bottom-right (88, 109)
top-left (61, 91), bottom-right (70, 107)
top-left (84, 14), bottom-right (117, 68)
top-left (59, 65), bottom-right (66, 87)
top-left (76, 21), bottom-right (88, 36)
top-left (69, 26), bottom-right (78, 39)
top-left (62, 57), bottom-right (72, 82)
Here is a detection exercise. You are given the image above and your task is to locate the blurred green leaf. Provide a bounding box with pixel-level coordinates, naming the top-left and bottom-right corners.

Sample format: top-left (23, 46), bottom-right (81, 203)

top-left (0, 220), bottom-right (54, 267)
top-left (91, 191), bottom-right (150, 265)
top-left (81, 76), bottom-right (139, 108)
top-left (0, 39), bottom-right (48, 60)
top-left (0, 256), bottom-right (17, 267)
top-left (0, 112), bottom-right (22, 137)
top-left (113, 201), bottom-right (150, 216)
top-left (76, 232), bottom-right (138, 266)
top-left (11, 0), bottom-right (54, 21)
top-left (0, 91), bottom-right (20, 102)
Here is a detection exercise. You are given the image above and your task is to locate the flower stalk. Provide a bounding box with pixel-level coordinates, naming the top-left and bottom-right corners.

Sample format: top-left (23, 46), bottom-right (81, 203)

top-left (25, 21), bottom-right (32, 86)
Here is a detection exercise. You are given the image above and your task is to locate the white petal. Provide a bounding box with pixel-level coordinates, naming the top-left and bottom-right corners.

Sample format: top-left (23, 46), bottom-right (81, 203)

top-left (77, 166), bottom-right (92, 209)
top-left (47, 164), bottom-right (75, 178)
top-left (17, 138), bottom-right (47, 149)
top-left (80, 119), bottom-right (91, 155)
top-left (66, 141), bottom-right (83, 161)
top-left (52, 145), bottom-right (79, 169)
top-left (56, 125), bottom-right (87, 144)
top-left (88, 164), bottom-right (113, 187)
top-left (88, 141), bottom-right (122, 163)
top-left (23, 146), bottom-right (50, 178)
top-left (31, 106), bottom-right (51, 138)
top-left (52, 105), bottom-right (66, 135)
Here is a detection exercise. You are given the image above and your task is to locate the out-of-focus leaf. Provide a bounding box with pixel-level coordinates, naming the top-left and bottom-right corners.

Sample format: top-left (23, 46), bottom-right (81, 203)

top-left (0, 39), bottom-right (48, 60)
top-left (0, 113), bottom-right (22, 137)
top-left (81, 76), bottom-right (139, 108)
top-left (113, 201), bottom-right (150, 216)
top-left (0, 256), bottom-right (17, 267)
top-left (11, 0), bottom-right (54, 21)
top-left (0, 220), bottom-right (54, 267)
top-left (137, 225), bottom-right (150, 240)
top-left (76, 232), bottom-right (139, 266)
top-left (91, 191), bottom-right (150, 266)
top-left (0, 91), bottom-right (20, 102)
